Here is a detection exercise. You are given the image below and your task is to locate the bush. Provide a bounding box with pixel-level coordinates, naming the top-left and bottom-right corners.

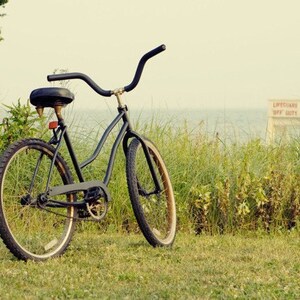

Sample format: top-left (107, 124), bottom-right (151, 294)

top-left (0, 99), bottom-right (46, 151)
top-left (183, 138), bottom-right (300, 234)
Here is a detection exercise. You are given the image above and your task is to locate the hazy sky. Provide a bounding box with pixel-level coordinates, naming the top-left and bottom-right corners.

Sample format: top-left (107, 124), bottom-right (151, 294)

top-left (1, 0), bottom-right (300, 111)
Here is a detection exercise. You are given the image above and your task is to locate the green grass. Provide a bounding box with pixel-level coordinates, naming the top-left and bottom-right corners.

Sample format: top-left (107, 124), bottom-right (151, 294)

top-left (0, 232), bottom-right (299, 299)
top-left (2, 102), bottom-right (300, 233)
top-left (62, 116), bottom-right (300, 234)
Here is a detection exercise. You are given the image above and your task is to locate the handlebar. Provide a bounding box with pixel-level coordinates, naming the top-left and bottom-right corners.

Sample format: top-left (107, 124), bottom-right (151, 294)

top-left (48, 72), bottom-right (112, 97)
top-left (47, 44), bottom-right (166, 97)
top-left (124, 44), bottom-right (165, 92)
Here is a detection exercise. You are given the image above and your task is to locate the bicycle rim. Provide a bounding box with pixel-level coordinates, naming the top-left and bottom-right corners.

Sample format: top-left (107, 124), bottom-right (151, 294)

top-left (0, 139), bottom-right (76, 260)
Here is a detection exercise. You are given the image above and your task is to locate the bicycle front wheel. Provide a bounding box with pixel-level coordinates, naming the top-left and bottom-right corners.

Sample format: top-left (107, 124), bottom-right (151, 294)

top-left (0, 139), bottom-right (76, 261)
top-left (126, 138), bottom-right (176, 247)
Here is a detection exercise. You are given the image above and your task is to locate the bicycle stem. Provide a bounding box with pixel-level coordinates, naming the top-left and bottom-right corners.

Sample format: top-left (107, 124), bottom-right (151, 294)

top-left (113, 88), bottom-right (126, 108)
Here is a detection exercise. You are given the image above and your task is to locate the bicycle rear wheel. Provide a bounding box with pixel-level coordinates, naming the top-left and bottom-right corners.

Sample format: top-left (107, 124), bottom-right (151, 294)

top-left (0, 139), bottom-right (76, 261)
top-left (126, 138), bottom-right (176, 246)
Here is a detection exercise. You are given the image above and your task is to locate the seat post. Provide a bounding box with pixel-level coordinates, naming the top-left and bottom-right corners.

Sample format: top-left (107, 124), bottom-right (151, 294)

top-left (54, 105), bottom-right (64, 122)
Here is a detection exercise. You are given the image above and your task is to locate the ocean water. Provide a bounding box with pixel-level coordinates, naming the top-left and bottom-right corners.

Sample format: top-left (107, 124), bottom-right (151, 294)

top-left (64, 107), bottom-right (268, 142)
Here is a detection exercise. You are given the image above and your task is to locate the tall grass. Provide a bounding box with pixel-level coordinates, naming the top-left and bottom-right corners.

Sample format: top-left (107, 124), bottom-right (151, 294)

top-left (2, 104), bottom-right (300, 234)
top-left (62, 113), bottom-right (300, 235)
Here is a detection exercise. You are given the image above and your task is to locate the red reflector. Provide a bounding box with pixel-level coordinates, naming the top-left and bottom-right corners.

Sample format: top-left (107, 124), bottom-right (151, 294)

top-left (49, 121), bottom-right (58, 129)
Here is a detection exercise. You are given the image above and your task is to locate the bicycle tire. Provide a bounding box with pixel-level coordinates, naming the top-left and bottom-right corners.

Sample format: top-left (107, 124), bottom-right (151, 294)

top-left (126, 138), bottom-right (176, 246)
top-left (0, 138), bottom-right (76, 261)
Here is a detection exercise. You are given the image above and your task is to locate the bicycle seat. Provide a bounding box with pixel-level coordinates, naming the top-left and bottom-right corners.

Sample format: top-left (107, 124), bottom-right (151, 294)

top-left (30, 87), bottom-right (74, 108)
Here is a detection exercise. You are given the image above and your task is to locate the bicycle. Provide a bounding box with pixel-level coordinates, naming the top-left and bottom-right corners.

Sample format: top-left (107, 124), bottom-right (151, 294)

top-left (0, 45), bottom-right (176, 261)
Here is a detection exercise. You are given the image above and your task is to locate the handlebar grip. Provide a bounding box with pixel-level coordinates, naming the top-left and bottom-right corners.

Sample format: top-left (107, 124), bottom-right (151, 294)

top-left (143, 44), bottom-right (166, 60)
top-left (47, 74), bottom-right (71, 82)
top-left (47, 72), bottom-right (112, 97)
top-left (124, 44), bottom-right (166, 93)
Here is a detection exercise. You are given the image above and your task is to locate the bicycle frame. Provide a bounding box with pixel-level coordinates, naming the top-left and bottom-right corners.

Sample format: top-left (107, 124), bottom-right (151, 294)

top-left (41, 101), bottom-right (162, 207)
top-left (50, 106), bottom-right (130, 186)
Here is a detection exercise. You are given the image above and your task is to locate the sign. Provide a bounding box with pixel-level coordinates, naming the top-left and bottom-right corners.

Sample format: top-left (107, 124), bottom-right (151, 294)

top-left (268, 100), bottom-right (300, 118)
top-left (267, 99), bottom-right (300, 143)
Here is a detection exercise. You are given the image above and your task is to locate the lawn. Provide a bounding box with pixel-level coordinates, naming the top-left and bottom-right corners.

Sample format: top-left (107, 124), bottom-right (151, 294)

top-left (0, 231), bottom-right (299, 299)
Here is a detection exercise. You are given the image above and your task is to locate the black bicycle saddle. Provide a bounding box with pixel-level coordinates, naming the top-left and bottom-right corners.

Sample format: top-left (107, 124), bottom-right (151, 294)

top-left (30, 87), bottom-right (74, 108)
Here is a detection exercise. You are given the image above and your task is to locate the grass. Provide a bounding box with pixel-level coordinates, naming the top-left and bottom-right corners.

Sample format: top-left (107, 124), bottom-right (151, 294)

top-left (62, 116), bottom-right (300, 235)
top-left (2, 102), bottom-right (300, 233)
top-left (0, 231), bottom-right (299, 299)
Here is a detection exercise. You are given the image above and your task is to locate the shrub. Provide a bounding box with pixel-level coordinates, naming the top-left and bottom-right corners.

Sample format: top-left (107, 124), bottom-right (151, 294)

top-left (0, 99), bottom-right (46, 151)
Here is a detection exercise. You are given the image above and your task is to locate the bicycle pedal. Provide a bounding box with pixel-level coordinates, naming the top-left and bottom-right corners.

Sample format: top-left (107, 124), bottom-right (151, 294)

top-left (84, 186), bottom-right (102, 202)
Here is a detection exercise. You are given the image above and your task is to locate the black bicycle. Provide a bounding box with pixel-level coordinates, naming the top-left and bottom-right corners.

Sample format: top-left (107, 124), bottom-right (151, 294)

top-left (0, 45), bottom-right (176, 261)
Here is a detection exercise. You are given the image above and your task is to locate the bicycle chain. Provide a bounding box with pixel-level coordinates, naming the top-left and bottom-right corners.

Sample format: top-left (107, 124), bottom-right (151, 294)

top-left (39, 205), bottom-right (105, 222)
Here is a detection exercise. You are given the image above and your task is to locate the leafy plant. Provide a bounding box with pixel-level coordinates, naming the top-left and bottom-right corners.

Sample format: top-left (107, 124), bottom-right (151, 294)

top-left (0, 99), bottom-right (46, 151)
top-left (0, 0), bottom-right (8, 6)
top-left (0, 0), bottom-right (9, 41)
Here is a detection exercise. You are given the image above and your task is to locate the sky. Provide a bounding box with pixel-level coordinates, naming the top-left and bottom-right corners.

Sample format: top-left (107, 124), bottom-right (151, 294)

top-left (1, 0), bottom-right (300, 111)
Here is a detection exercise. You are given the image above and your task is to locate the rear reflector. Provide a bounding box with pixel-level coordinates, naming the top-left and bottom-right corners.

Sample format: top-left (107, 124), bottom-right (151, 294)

top-left (49, 121), bottom-right (58, 129)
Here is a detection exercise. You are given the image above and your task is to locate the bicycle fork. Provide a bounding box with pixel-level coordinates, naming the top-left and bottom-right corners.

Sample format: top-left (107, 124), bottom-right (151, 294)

top-left (123, 131), bottom-right (163, 197)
